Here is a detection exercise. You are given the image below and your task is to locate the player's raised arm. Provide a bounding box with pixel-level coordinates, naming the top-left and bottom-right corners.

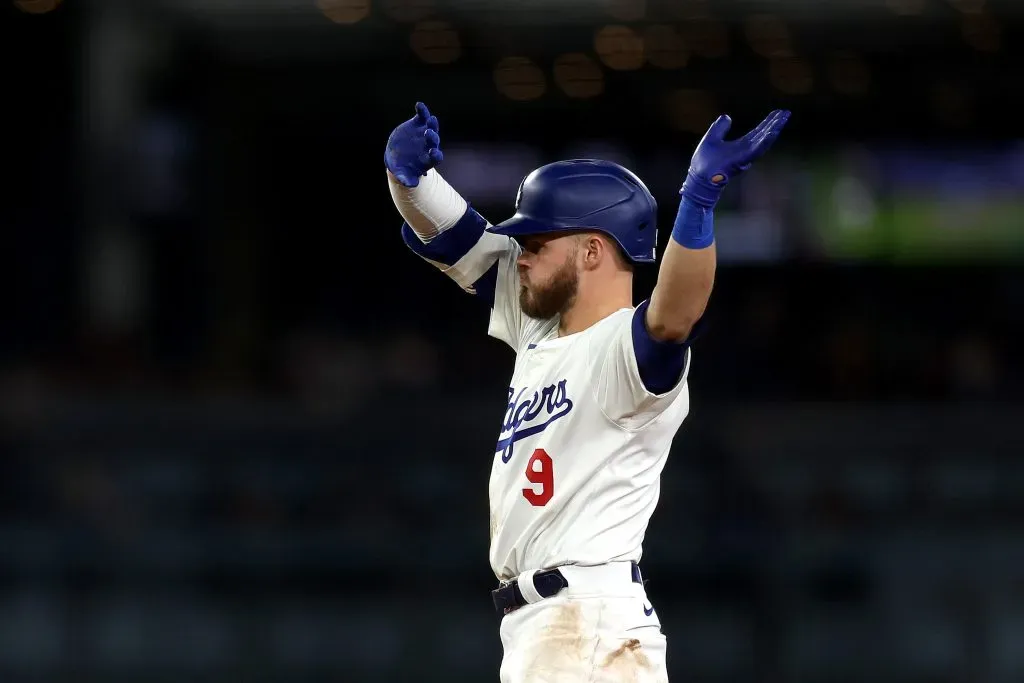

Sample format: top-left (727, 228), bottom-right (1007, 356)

top-left (645, 110), bottom-right (791, 342)
top-left (385, 103), bottom-right (539, 351)
top-left (386, 103), bottom-right (501, 296)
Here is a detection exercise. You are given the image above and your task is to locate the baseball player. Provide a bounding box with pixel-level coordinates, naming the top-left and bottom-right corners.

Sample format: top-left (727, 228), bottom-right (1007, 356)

top-left (385, 102), bottom-right (789, 682)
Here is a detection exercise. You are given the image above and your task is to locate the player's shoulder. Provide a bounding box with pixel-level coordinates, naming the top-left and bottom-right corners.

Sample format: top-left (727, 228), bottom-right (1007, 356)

top-left (587, 306), bottom-right (637, 339)
top-left (574, 306), bottom-right (637, 362)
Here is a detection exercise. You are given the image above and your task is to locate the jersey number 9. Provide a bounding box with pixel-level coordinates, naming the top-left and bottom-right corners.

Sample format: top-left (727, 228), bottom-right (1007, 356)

top-left (523, 449), bottom-right (554, 506)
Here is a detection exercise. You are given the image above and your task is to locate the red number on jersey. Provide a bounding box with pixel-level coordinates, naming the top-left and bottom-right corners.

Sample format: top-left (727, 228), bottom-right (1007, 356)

top-left (523, 449), bottom-right (554, 506)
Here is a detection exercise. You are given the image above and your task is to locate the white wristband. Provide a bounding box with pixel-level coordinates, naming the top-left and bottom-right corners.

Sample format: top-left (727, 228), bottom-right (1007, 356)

top-left (387, 168), bottom-right (469, 242)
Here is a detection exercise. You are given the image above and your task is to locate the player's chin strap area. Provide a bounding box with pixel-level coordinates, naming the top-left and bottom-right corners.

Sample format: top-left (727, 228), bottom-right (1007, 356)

top-left (491, 561), bottom-right (644, 616)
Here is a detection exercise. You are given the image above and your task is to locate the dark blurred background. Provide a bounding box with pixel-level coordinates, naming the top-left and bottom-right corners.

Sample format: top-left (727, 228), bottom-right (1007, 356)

top-left (3, 0), bottom-right (1024, 681)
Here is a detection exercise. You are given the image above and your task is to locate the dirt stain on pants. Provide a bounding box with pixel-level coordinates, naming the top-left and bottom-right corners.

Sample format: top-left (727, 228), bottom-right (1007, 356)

top-left (522, 602), bottom-right (592, 681)
top-left (518, 603), bottom-right (660, 682)
top-left (598, 638), bottom-right (653, 682)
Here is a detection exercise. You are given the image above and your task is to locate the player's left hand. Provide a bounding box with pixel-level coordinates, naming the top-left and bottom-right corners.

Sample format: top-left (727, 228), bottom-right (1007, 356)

top-left (681, 109), bottom-right (791, 208)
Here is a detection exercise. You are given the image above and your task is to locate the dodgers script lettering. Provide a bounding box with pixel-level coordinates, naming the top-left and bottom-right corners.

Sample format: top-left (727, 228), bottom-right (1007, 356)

top-left (495, 380), bottom-right (573, 463)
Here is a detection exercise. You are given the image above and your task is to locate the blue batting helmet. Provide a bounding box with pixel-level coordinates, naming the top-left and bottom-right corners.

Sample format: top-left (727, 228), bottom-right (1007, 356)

top-left (487, 159), bottom-right (658, 264)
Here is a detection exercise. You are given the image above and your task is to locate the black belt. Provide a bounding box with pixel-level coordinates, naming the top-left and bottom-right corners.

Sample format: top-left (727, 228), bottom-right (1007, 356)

top-left (491, 561), bottom-right (644, 616)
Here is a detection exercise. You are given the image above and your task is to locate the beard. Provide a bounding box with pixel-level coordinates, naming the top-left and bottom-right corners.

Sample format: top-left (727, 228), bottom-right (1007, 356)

top-left (519, 254), bottom-right (579, 320)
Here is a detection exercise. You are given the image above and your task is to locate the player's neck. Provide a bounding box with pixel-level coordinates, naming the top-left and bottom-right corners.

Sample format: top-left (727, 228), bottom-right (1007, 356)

top-left (558, 274), bottom-right (633, 337)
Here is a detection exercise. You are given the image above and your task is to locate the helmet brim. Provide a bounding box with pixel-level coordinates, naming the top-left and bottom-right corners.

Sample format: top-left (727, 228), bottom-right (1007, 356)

top-left (486, 213), bottom-right (555, 238)
top-left (488, 215), bottom-right (654, 264)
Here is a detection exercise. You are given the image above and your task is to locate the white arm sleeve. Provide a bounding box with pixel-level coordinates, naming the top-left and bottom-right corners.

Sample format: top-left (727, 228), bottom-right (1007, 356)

top-left (387, 169), bottom-right (468, 240)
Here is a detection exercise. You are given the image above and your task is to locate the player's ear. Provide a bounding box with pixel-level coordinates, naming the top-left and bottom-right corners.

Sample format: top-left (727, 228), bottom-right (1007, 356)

top-left (580, 234), bottom-right (604, 271)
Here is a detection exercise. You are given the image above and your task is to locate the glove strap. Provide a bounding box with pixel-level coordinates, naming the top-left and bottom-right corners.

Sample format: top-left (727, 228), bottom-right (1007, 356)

top-left (680, 170), bottom-right (726, 209)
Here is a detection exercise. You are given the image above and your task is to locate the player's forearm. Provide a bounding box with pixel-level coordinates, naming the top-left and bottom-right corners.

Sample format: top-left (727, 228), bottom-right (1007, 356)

top-left (387, 168), bottom-right (468, 241)
top-left (645, 195), bottom-right (717, 342)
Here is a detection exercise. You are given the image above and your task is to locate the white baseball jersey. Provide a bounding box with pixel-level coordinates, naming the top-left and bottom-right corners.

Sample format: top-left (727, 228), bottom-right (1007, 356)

top-left (401, 209), bottom-right (692, 582)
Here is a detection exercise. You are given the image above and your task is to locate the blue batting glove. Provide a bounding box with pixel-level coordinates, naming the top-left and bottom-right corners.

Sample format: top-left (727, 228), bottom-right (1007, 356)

top-left (681, 109), bottom-right (791, 208)
top-left (672, 109), bottom-right (791, 250)
top-left (385, 102), bottom-right (445, 188)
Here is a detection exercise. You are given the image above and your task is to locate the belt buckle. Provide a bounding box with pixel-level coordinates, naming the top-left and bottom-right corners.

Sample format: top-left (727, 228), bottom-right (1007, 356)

top-left (500, 579), bottom-right (519, 615)
top-left (492, 579), bottom-right (519, 616)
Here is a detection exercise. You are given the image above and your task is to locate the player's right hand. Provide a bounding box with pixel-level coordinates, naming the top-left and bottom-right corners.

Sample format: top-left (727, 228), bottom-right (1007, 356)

top-left (385, 102), bottom-right (444, 188)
